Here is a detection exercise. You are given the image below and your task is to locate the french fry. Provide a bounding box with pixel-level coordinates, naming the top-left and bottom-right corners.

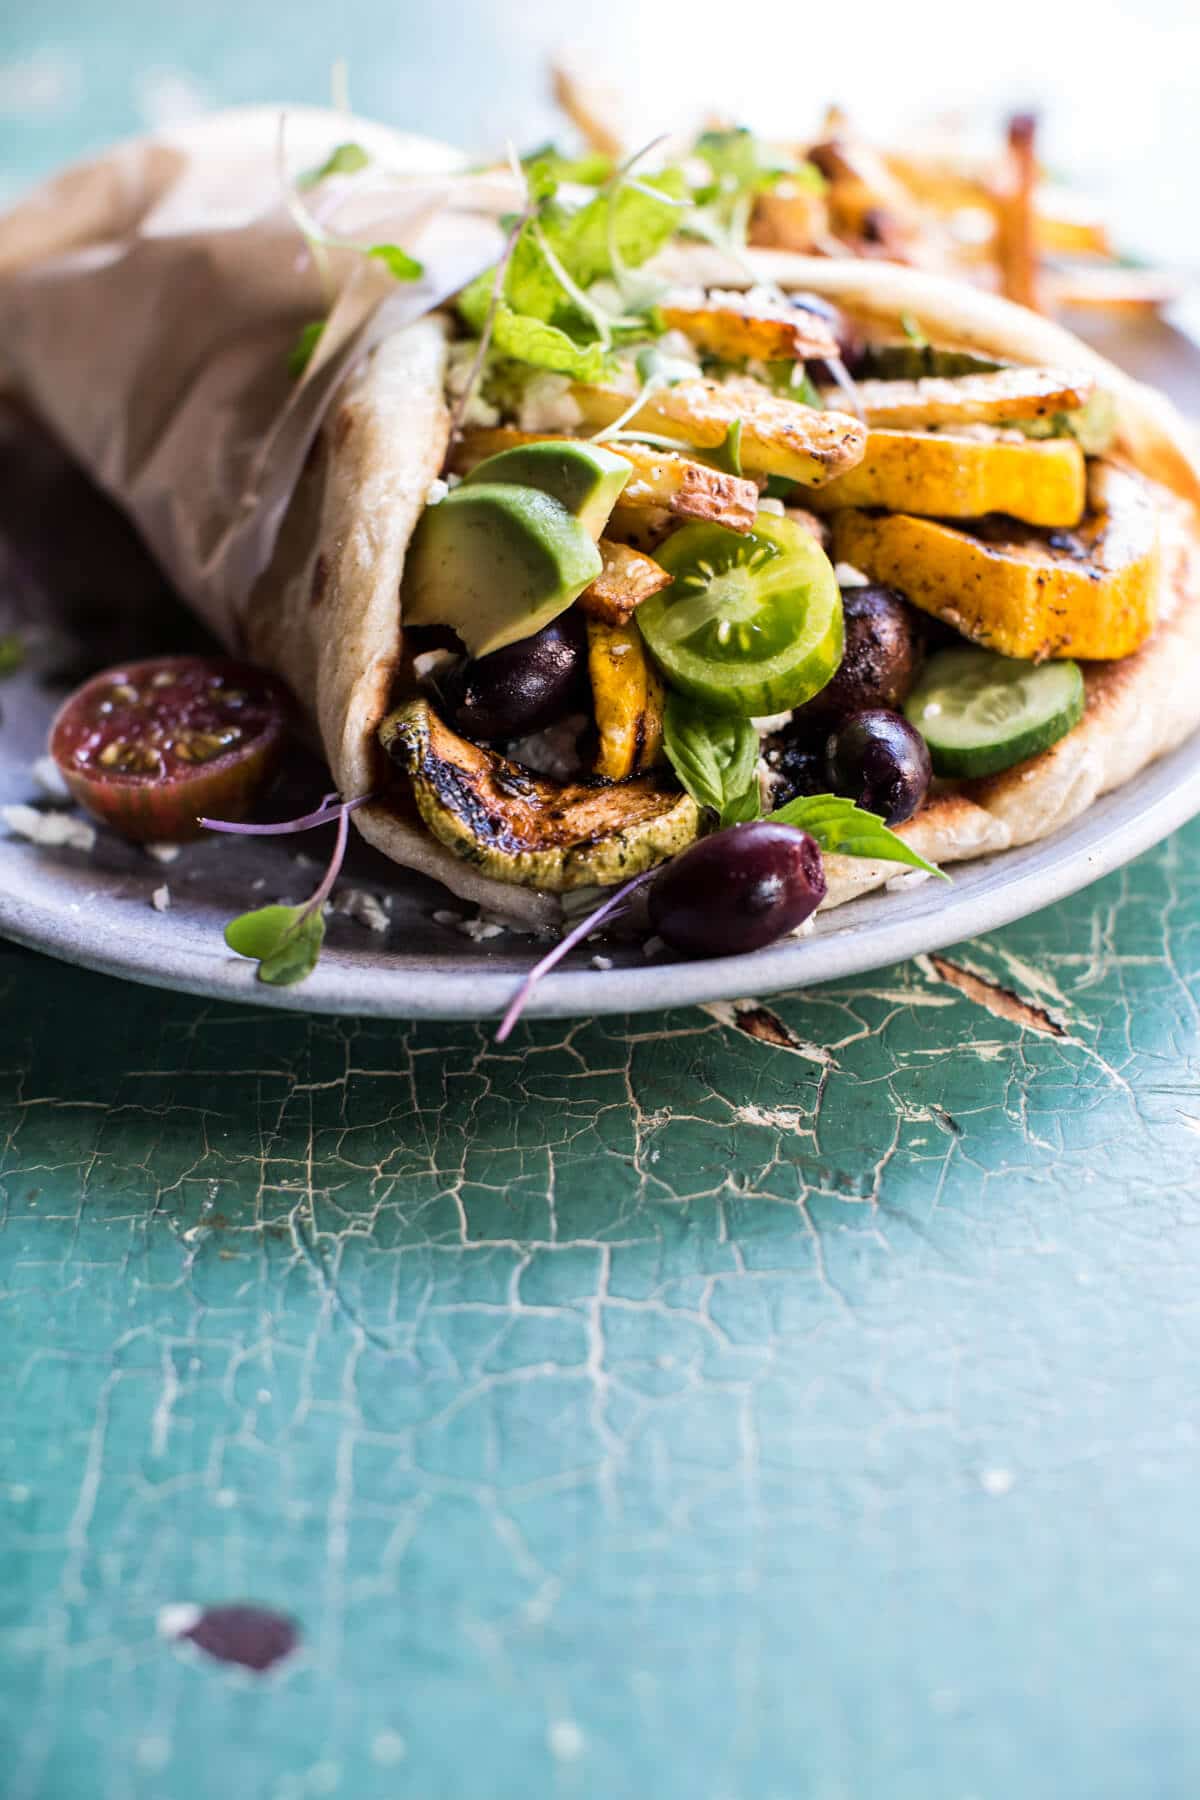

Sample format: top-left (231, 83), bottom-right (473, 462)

top-left (1042, 267), bottom-right (1186, 310)
top-left (579, 539), bottom-right (671, 627)
top-left (749, 181), bottom-right (830, 254)
top-left (993, 112), bottom-right (1040, 311)
top-left (549, 62), bottom-right (624, 161)
top-left (570, 378), bottom-right (867, 486)
top-left (817, 367), bottom-right (1094, 429)
top-left (658, 293), bottom-right (837, 362)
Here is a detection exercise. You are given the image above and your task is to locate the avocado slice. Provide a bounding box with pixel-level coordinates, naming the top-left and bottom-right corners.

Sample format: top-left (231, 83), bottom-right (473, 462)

top-left (403, 484), bottom-right (603, 658)
top-left (459, 440), bottom-right (630, 539)
top-left (379, 698), bottom-right (701, 891)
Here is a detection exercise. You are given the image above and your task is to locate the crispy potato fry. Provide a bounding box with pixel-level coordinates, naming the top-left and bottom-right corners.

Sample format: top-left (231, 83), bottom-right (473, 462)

top-left (749, 181), bottom-right (830, 254)
top-left (1043, 267), bottom-right (1186, 310)
top-left (448, 427), bottom-right (760, 532)
top-left (832, 462), bottom-right (1159, 662)
top-left (549, 62), bottom-right (624, 160)
top-left (993, 112), bottom-right (1040, 311)
top-left (801, 428), bottom-right (1086, 527)
top-left (658, 293), bottom-right (837, 362)
top-left (818, 367), bottom-right (1094, 429)
top-left (570, 378), bottom-right (867, 486)
top-left (579, 539), bottom-right (671, 626)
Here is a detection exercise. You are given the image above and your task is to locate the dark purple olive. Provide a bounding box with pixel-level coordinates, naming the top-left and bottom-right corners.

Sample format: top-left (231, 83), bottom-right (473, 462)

top-left (761, 727), bottom-right (826, 809)
top-left (824, 707), bottom-right (931, 826)
top-left (436, 613), bottom-right (587, 742)
top-left (790, 291), bottom-right (866, 376)
top-left (648, 822), bottom-right (826, 958)
top-left (798, 585), bottom-right (925, 725)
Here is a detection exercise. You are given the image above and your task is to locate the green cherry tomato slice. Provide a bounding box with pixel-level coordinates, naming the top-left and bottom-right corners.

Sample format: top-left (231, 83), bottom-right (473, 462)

top-left (637, 511), bottom-right (844, 717)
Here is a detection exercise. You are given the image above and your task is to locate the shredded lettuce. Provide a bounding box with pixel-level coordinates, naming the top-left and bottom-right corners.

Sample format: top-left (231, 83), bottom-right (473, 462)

top-left (485, 305), bottom-right (610, 381)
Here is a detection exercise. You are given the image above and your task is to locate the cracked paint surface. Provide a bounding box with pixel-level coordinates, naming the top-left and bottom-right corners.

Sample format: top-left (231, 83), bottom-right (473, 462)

top-left (2, 819), bottom-right (1200, 1799)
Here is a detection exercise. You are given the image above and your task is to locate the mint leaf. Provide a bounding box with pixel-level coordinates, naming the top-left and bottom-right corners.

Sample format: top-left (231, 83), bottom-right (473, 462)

top-left (287, 319), bottom-right (325, 379)
top-left (370, 243), bottom-right (423, 281)
top-left (768, 793), bottom-right (946, 878)
top-left (225, 903), bottom-right (326, 986)
top-left (662, 693), bottom-right (762, 826)
top-left (298, 141), bottom-right (370, 189)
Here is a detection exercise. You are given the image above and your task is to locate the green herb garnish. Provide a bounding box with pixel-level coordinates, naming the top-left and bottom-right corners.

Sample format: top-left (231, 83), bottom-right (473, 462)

top-left (662, 693), bottom-right (762, 827)
top-left (899, 312), bottom-right (928, 347)
top-left (225, 903), bottom-right (326, 986)
top-left (767, 792), bottom-right (945, 877)
top-left (298, 141), bottom-right (370, 189)
top-left (369, 243), bottom-right (424, 281)
top-left (705, 418), bottom-right (744, 477)
top-left (0, 633), bottom-right (25, 677)
top-left (287, 320), bottom-right (326, 379)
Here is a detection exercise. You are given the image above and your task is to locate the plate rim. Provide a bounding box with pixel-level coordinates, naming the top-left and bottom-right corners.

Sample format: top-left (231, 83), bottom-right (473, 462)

top-left (4, 725), bottom-right (1200, 1020)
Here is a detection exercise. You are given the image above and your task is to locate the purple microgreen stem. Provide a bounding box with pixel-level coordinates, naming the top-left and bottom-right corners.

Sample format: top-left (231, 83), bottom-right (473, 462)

top-left (494, 866), bottom-right (657, 1043)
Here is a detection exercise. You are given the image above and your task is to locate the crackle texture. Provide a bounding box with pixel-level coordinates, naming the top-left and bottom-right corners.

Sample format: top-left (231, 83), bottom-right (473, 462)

top-left (3, 818), bottom-right (1200, 1798)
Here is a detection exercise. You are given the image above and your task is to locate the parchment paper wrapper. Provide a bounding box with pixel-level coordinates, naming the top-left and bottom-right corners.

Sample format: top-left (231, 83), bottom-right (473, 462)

top-left (0, 104), bottom-right (509, 646)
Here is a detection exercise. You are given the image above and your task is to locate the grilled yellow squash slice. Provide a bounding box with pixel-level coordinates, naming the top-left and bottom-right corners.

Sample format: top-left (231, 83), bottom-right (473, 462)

top-left (587, 616), bottom-right (666, 780)
top-left (832, 462), bottom-right (1160, 662)
top-left (818, 366), bottom-right (1095, 429)
top-left (803, 429), bottom-right (1086, 527)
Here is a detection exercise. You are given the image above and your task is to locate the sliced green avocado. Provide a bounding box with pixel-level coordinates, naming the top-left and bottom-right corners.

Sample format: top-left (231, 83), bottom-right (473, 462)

top-left (379, 698), bottom-right (700, 892)
top-left (403, 483), bottom-right (602, 658)
top-left (459, 440), bottom-right (630, 539)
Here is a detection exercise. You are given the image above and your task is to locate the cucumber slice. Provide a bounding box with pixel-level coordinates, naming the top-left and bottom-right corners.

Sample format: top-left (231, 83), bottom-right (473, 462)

top-left (905, 647), bottom-right (1085, 779)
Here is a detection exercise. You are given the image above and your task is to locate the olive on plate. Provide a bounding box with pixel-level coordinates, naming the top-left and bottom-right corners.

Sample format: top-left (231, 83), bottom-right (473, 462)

top-left (796, 584), bottom-right (924, 725)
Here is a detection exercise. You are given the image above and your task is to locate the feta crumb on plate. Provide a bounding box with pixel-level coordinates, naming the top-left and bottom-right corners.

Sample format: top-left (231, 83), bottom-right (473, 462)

top-left (424, 477), bottom-right (449, 507)
top-left (151, 885), bottom-right (171, 912)
top-left (457, 912), bottom-right (508, 942)
top-left (334, 887), bottom-right (390, 933)
top-left (591, 954), bottom-right (614, 971)
top-left (31, 756), bottom-right (70, 802)
top-left (885, 868), bottom-right (933, 893)
top-left (432, 908), bottom-right (462, 928)
top-left (2, 804), bottom-right (95, 852)
top-left (145, 842), bottom-right (181, 864)
top-left (834, 561), bottom-right (870, 587)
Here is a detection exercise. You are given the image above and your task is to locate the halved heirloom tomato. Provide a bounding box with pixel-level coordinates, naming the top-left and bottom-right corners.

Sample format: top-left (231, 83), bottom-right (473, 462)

top-left (50, 656), bottom-right (291, 841)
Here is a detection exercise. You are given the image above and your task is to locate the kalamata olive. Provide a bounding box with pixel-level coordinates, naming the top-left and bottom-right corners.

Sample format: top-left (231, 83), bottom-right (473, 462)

top-left (824, 707), bottom-right (932, 826)
top-left (435, 613), bottom-right (587, 742)
top-left (790, 292), bottom-right (866, 375)
top-left (49, 656), bottom-right (291, 842)
top-left (797, 584), bottom-right (924, 725)
top-left (649, 822), bottom-right (827, 958)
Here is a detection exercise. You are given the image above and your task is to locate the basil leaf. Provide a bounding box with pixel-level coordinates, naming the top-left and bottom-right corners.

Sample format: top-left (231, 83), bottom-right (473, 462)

top-left (767, 793), bottom-right (946, 878)
top-left (287, 320), bottom-right (325, 379)
top-left (663, 693), bottom-right (762, 826)
top-left (370, 243), bottom-right (423, 281)
top-left (298, 141), bottom-right (370, 188)
top-left (225, 904), bottom-right (326, 986)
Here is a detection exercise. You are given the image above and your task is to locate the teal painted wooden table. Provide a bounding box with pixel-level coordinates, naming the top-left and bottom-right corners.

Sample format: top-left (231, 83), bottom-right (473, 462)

top-left (4, 7), bottom-right (1200, 1795)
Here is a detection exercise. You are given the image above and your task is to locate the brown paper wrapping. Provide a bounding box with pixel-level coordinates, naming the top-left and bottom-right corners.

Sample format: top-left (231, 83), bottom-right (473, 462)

top-left (0, 104), bottom-right (511, 647)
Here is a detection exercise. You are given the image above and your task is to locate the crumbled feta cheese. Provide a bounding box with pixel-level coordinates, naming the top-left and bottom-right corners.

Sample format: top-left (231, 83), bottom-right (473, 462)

top-left (788, 914), bottom-right (817, 938)
top-left (643, 935), bottom-right (665, 958)
top-left (517, 372), bottom-right (583, 434)
top-left (757, 497), bottom-right (786, 516)
top-left (456, 913), bottom-right (507, 942)
top-left (424, 477), bottom-right (449, 507)
top-left (590, 954), bottom-right (614, 971)
top-left (31, 756), bottom-right (70, 802)
top-left (885, 868), bottom-right (933, 893)
top-left (657, 329), bottom-right (701, 365)
top-left (834, 561), bottom-right (870, 587)
top-left (2, 804), bottom-right (95, 852)
top-left (445, 341), bottom-right (500, 427)
top-left (151, 885), bottom-right (171, 912)
top-left (413, 648), bottom-right (457, 683)
top-left (751, 711), bottom-right (794, 735)
top-left (507, 714), bottom-right (585, 782)
top-left (334, 887), bottom-right (390, 933)
top-left (433, 908), bottom-right (463, 927)
top-left (145, 841), bottom-right (181, 864)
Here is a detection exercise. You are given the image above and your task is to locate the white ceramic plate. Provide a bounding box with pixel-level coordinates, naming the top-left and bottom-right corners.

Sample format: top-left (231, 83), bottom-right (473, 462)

top-left (2, 319), bottom-right (1198, 1021)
